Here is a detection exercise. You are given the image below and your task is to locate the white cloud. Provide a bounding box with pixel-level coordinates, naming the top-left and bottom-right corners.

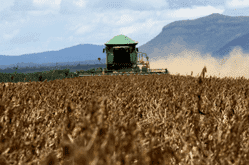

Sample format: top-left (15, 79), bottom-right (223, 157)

top-left (10, 0), bottom-right (36, 11)
top-left (73, 0), bottom-right (87, 7)
top-left (33, 0), bottom-right (61, 12)
top-left (131, 0), bottom-right (168, 9)
top-left (226, 0), bottom-right (249, 8)
top-left (75, 25), bottom-right (94, 35)
top-left (117, 14), bottom-right (134, 25)
top-left (3, 29), bottom-right (20, 40)
top-left (119, 26), bottom-right (138, 36)
top-left (28, 10), bottom-right (58, 16)
top-left (119, 19), bottom-right (160, 36)
top-left (33, 0), bottom-right (61, 6)
top-left (68, 36), bottom-right (74, 41)
top-left (167, 5), bottom-right (224, 18)
top-left (0, 0), bottom-right (15, 12)
top-left (9, 32), bottom-right (41, 44)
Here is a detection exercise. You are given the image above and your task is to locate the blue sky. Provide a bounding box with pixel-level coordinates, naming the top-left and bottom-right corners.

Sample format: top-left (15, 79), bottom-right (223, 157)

top-left (0, 0), bottom-right (248, 56)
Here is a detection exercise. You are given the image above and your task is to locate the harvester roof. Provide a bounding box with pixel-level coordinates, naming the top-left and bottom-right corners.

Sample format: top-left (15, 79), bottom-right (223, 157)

top-left (105, 34), bottom-right (138, 45)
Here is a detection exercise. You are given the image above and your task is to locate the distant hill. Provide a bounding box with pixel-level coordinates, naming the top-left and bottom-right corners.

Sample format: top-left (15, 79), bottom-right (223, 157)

top-left (0, 44), bottom-right (106, 69)
top-left (138, 13), bottom-right (249, 61)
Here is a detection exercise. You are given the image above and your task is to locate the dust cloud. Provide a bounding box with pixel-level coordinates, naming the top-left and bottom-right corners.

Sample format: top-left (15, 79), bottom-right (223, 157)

top-left (149, 47), bottom-right (249, 80)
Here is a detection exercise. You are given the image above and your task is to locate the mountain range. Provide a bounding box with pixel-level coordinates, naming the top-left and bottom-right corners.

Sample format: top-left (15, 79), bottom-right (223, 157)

top-left (139, 13), bottom-right (249, 61)
top-left (0, 44), bottom-right (106, 69)
top-left (1, 13), bottom-right (249, 70)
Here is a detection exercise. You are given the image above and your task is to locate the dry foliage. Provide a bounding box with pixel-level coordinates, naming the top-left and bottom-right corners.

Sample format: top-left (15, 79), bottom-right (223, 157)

top-left (0, 67), bottom-right (249, 165)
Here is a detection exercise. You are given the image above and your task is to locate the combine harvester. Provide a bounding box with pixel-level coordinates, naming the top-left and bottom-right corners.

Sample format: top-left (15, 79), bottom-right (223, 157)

top-left (79, 35), bottom-right (169, 76)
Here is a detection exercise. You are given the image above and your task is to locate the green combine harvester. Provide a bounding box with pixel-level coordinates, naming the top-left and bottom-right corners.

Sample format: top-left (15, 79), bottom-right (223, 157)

top-left (78, 34), bottom-right (169, 76)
